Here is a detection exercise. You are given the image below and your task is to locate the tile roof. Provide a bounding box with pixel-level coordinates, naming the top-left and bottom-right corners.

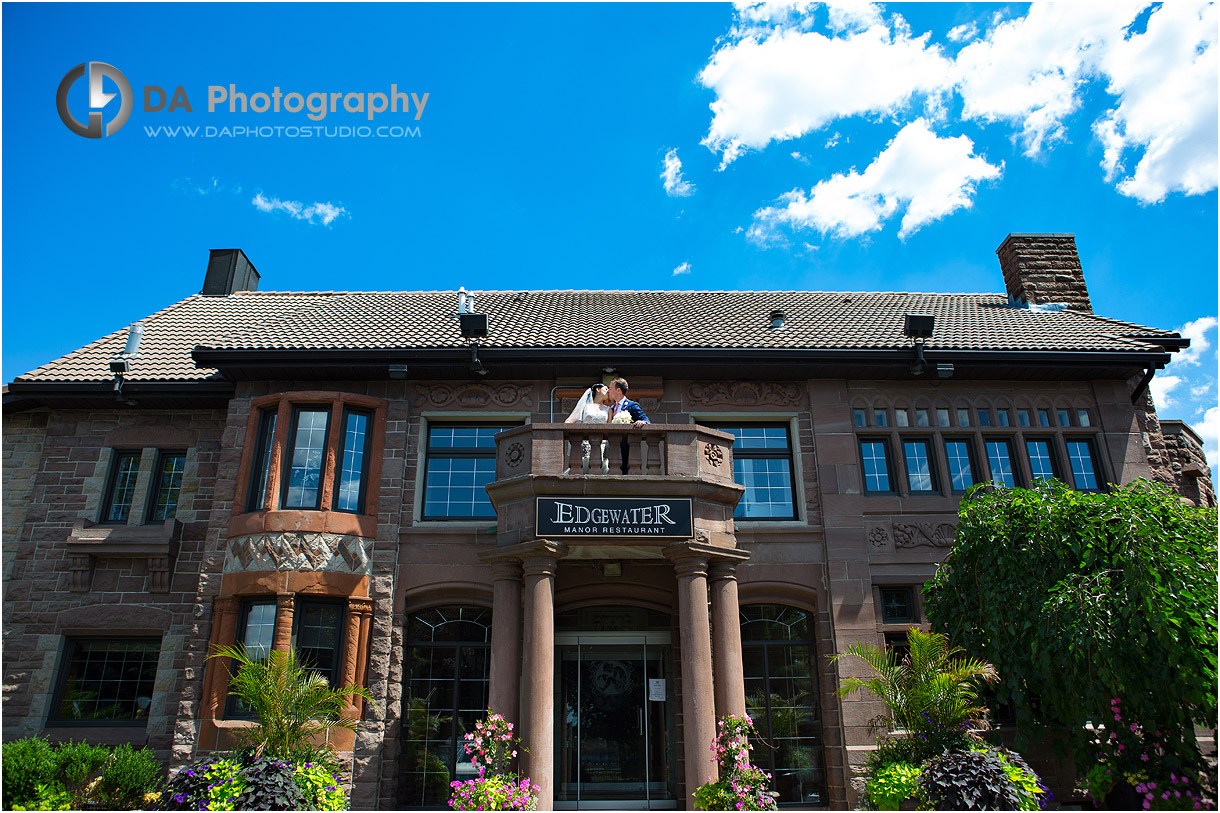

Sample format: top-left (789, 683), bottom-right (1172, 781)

top-left (14, 289), bottom-right (1181, 383)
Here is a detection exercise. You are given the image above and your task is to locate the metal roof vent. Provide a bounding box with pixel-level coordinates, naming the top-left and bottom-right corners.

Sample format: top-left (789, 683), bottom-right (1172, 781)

top-left (770, 309), bottom-right (786, 329)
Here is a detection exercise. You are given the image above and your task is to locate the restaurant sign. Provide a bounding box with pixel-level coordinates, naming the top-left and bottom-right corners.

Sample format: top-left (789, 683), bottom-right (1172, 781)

top-left (536, 496), bottom-right (693, 540)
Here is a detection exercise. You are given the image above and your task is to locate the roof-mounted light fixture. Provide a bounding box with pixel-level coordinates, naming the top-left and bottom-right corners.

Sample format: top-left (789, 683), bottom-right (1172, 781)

top-left (903, 314), bottom-right (934, 376)
top-left (109, 321), bottom-right (144, 399)
top-left (455, 287), bottom-right (490, 373)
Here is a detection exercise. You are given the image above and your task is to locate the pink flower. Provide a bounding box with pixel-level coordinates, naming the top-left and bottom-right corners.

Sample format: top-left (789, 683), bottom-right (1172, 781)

top-left (1118, 744), bottom-right (1125, 750)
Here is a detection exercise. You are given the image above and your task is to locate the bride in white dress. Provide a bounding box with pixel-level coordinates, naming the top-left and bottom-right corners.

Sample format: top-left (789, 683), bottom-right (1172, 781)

top-left (564, 384), bottom-right (611, 473)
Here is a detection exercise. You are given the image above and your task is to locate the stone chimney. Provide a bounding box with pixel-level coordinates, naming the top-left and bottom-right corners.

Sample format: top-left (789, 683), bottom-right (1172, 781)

top-left (201, 248), bottom-right (260, 296)
top-left (996, 233), bottom-right (1091, 313)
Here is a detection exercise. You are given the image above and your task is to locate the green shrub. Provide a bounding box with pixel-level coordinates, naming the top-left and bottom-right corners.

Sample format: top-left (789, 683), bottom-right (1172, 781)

top-left (1, 737), bottom-right (57, 809)
top-left (10, 782), bottom-right (72, 811)
top-left (153, 755), bottom-right (344, 811)
top-left (95, 743), bottom-right (162, 809)
top-left (54, 739), bottom-right (109, 788)
top-left (293, 761), bottom-right (346, 811)
top-left (920, 749), bottom-right (1016, 810)
top-left (865, 762), bottom-right (921, 810)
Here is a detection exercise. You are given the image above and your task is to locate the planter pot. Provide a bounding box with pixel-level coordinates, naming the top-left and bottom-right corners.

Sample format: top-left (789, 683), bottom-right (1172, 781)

top-left (1103, 781), bottom-right (1141, 811)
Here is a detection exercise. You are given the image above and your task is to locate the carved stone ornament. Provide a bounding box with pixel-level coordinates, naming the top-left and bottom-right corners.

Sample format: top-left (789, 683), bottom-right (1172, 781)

top-left (414, 383), bottom-right (534, 409)
top-left (505, 442), bottom-right (525, 468)
top-left (892, 522), bottom-right (957, 549)
top-left (224, 532), bottom-right (374, 575)
top-left (687, 381), bottom-right (804, 407)
top-left (703, 442), bottom-right (724, 468)
top-left (868, 527), bottom-right (890, 548)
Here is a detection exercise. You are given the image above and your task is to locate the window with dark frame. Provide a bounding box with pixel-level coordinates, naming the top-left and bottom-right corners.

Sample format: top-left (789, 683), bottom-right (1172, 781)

top-left (227, 599), bottom-right (276, 717)
top-left (710, 425), bottom-right (799, 520)
top-left (423, 425), bottom-right (516, 519)
top-left (294, 599), bottom-right (345, 686)
top-left (878, 586), bottom-right (917, 624)
top-left (146, 451), bottom-right (186, 523)
top-left (333, 408), bottom-right (374, 513)
top-left (1057, 408), bottom-right (1071, 427)
top-left (986, 439), bottom-right (1018, 487)
top-left (1025, 439), bottom-right (1058, 483)
top-left (102, 451), bottom-right (142, 523)
top-left (944, 439), bottom-right (977, 492)
top-left (282, 406), bottom-right (331, 510)
top-left (49, 638), bottom-right (160, 724)
top-left (246, 408), bottom-right (278, 512)
top-left (1067, 439), bottom-right (1103, 491)
top-left (859, 439), bottom-right (893, 493)
top-left (902, 439), bottom-right (938, 493)
top-left (852, 408), bottom-right (867, 427)
top-left (401, 606), bottom-right (492, 808)
top-left (740, 605), bottom-right (828, 807)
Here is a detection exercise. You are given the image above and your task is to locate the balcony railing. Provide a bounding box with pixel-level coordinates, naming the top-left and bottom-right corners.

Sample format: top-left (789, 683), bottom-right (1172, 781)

top-left (493, 423), bottom-right (737, 483)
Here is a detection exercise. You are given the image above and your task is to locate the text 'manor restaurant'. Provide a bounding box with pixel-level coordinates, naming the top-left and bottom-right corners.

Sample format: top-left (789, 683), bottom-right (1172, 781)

top-left (2, 234), bottom-right (1213, 810)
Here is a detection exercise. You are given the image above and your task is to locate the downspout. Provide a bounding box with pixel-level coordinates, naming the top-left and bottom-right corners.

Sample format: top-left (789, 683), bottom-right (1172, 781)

top-left (1130, 367), bottom-right (1156, 405)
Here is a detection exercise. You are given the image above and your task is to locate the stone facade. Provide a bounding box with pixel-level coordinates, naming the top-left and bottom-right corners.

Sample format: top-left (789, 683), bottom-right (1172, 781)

top-left (1162, 420), bottom-right (1217, 507)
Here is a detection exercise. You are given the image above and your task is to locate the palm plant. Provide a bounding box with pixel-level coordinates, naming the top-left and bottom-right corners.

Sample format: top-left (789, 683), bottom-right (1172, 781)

top-left (832, 627), bottom-right (998, 740)
top-left (210, 644), bottom-right (376, 762)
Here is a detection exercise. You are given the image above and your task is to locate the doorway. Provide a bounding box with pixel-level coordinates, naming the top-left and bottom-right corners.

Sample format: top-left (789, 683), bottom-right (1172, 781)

top-left (554, 631), bottom-right (676, 809)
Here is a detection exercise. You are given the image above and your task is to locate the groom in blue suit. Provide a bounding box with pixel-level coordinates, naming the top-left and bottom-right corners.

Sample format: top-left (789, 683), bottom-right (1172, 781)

top-left (608, 377), bottom-right (650, 474)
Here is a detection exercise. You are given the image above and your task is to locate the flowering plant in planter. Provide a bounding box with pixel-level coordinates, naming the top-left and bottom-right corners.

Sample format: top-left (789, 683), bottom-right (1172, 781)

top-left (693, 714), bottom-right (778, 811)
top-left (1078, 697), bottom-right (1215, 811)
top-left (448, 712), bottom-right (539, 811)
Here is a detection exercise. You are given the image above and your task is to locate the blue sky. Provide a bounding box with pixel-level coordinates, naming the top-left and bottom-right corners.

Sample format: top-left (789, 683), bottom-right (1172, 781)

top-left (3, 2), bottom-right (1217, 460)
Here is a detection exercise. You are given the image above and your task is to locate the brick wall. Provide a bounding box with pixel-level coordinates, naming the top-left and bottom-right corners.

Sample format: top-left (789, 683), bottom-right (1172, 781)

top-left (997, 233), bottom-right (1092, 312)
top-left (3, 409), bottom-right (49, 582)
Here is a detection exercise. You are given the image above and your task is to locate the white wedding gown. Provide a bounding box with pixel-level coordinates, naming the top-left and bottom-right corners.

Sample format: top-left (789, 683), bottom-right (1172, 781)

top-left (565, 389), bottom-right (610, 473)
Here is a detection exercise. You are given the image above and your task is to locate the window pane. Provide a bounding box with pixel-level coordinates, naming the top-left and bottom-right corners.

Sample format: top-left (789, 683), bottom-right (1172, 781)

top-left (423, 458), bottom-right (497, 518)
top-left (1026, 440), bottom-right (1056, 482)
top-left (879, 588), bottom-right (915, 623)
top-left (242, 602), bottom-right (276, 658)
top-left (986, 441), bottom-right (1016, 487)
top-left (976, 410), bottom-right (991, 427)
top-left (1037, 409), bottom-right (1051, 427)
top-left (873, 410), bottom-right (888, 427)
top-left (894, 410), bottom-right (909, 427)
top-left (334, 410), bottom-right (370, 512)
top-left (722, 426), bottom-right (790, 450)
top-left (860, 441), bottom-right (891, 493)
top-left (733, 458), bottom-right (796, 519)
top-left (105, 452), bottom-right (142, 523)
top-left (54, 639), bottom-right (159, 722)
top-left (852, 409), bottom-right (867, 428)
top-left (148, 453), bottom-right (186, 522)
top-left (403, 607), bottom-right (492, 808)
top-left (945, 441), bottom-right (975, 491)
top-left (956, 409), bottom-right (970, 427)
top-left (297, 602), bottom-right (344, 685)
top-left (1067, 441), bottom-right (1100, 490)
top-left (1057, 409), bottom-right (1071, 427)
top-left (936, 409), bottom-right (950, 427)
top-left (1017, 410), bottom-right (1031, 427)
top-left (997, 410), bottom-right (1011, 427)
top-left (247, 409), bottom-right (277, 512)
top-left (285, 408), bottom-right (330, 509)
top-left (428, 426), bottom-right (506, 450)
top-left (1077, 409), bottom-right (1092, 427)
top-left (915, 409), bottom-right (930, 427)
top-left (903, 441), bottom-right (934, 492)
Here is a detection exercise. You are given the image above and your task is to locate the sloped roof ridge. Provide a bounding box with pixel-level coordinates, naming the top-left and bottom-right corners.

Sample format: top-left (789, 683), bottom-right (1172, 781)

top-left (240, 288), bottom-right (1010, 297)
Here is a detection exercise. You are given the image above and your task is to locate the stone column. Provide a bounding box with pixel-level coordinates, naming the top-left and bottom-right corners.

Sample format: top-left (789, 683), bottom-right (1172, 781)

top-left (666, 546), bottom-right (717, 809)
top-left (519, 542), bottom-right (566, 810)
top-left (489, 560), bottom-right (524, 728)
top-left (709, 560), bottom-right (747, 720)
top-left (272, 592), bottom-right (295, 652)
top-left (342, 598), bottom-right (375, 717)
top-left (202, 597), bottom-right (240, 719)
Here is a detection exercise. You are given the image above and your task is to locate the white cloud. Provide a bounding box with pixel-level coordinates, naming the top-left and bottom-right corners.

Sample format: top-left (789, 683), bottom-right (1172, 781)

top-left (661, 149), bottom-right (695, 197)
top-left (946, 21), bottom-right (977, 42)
top-left (749, 118), bottom-right (1001, 241)
top-left (1150, 373), bottom-right (1184, 408)
top-left (251, 192), bottom-right (348, 226)
top-left (1193, 406), bottom-right (1220, 468)
top-left (1094, 2), bottom-right (1218, 202)
top-left (699, 16), bottom-right (954, 167)
top-left (1174, 316), bottom-right (1218, 366)
top-left (1152, 317), bottom-right (1219, 472)
top-left (672, 261), bottom-right (692, 276)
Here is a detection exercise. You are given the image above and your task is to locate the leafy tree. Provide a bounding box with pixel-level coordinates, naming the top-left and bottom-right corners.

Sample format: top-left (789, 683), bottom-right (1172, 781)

top-left (923, 480), bottom-right (1218, 773)
top-left (210, 644), bottom-right (376, 763)
top-left (833, 626), bottom-right (998, 748)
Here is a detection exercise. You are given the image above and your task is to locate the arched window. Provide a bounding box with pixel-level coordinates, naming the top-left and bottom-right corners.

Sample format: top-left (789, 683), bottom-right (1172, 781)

top-left (741, 605), bottom-right (828, 807)
top-left (401, 606), bottom-right (492, 808)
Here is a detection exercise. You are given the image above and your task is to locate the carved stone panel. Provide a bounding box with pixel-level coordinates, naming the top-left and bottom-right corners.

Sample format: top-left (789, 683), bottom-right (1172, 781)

top-left (414, 383), bottom-right (534, 409)
top-left (891, 521), bottom-right (957, 548)
top-left (687, 381), bottom-right (805, 407)
top-left (224, 532), bottom-right (374, 575)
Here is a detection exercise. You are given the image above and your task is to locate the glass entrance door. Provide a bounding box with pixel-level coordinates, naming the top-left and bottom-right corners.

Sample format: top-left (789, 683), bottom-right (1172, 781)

top-left (555, 632), bottom-right (675, 809)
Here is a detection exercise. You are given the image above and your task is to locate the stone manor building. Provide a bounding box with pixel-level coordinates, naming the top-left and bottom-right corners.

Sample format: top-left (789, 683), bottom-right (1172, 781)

top-left (2, 233), bottom-right (1212, 809)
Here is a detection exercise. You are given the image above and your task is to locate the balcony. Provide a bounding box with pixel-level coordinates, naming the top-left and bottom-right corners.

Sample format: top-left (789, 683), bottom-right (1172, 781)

top-left (486, 424), bottom-right (745, 550)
